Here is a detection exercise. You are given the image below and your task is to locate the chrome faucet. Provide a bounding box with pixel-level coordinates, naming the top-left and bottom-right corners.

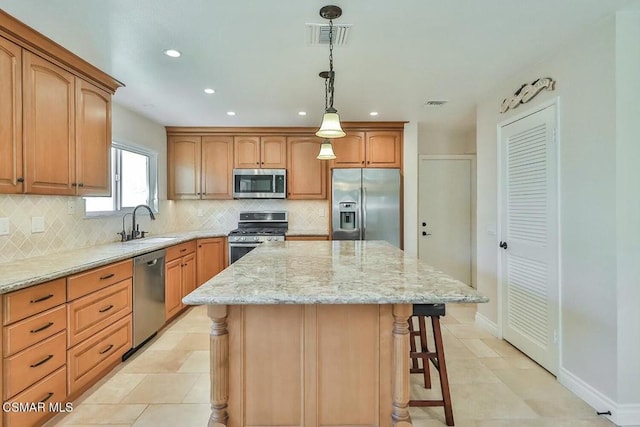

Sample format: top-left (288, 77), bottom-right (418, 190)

top-left (131, 204), bottom-right (156, 240)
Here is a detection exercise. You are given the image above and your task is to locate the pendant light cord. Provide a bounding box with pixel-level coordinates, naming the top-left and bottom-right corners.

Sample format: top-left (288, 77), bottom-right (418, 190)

top-left (328, 17), bottom-right (335, 110)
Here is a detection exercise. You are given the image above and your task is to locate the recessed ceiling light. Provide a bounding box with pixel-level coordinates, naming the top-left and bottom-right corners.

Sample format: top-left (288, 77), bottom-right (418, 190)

top-left (163, 49), bottom-right (181, 58)
top-left (369, 111), bottom-right (379, 116)
top-left (204, 88), bottom-right (215, 94)
top-left (227, 111), bottom-right (236, 116)
top-left (298, 111), bottom-right (307, 116)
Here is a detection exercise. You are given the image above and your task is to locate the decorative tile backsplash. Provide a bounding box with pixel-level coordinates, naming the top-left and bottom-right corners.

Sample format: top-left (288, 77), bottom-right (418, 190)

top-left (0, 195), bottom-right (329, 263)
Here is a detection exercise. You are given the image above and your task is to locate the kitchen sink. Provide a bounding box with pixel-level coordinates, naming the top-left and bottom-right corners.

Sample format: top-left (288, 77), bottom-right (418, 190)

top-left (123, 237), bottom-right (178, 244)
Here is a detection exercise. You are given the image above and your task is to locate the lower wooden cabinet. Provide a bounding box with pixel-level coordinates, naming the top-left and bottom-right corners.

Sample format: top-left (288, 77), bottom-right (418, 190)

top-left (66, 279), bottom-right (133, 348)
top-left (3, 331), bottom-right (66, 400)
top-left (165, 241), bottom-right (197, 321)
top-left (196, 237), bottom-right (226, 286)
top-left (67, 315), bottom-right (132, 395)
top-left (285, 235), bottom-right (329, 241)
top-left (4, 366), bottom-right (67, 427)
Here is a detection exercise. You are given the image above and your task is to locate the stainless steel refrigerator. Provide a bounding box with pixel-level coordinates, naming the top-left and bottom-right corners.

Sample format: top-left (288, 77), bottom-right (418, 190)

top-left (331, 168), bottom-right (401, 247)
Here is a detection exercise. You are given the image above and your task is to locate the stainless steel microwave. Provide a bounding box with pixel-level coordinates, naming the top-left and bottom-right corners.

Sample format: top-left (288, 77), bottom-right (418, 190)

top-left (232, 169), bottom-right (286, 199)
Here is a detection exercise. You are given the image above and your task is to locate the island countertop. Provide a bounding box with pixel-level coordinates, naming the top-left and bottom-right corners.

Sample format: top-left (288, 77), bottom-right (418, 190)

top-left (183, 240), bottom-right (489, 305)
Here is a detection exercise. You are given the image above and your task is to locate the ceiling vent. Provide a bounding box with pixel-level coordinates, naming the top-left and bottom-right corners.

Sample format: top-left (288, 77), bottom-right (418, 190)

top-left (424, 100), bottom-right (448, 107)
top-left (307, 23), bottom-right (351, 46)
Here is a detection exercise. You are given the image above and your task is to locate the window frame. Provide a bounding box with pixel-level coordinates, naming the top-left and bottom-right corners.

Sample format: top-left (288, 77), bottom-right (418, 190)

top-left (84, 141), bottom-right (159, 217)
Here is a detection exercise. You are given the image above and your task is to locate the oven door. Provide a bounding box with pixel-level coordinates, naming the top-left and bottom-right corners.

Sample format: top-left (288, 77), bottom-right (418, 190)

top-left (228, 242), bottom-right (260, 264)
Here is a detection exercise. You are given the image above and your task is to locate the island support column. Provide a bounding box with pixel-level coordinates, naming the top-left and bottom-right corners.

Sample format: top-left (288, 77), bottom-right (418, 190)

top-left (392, 303), bottom-right (412, 426)
top-left (208, 305), bottom-right (229, 427)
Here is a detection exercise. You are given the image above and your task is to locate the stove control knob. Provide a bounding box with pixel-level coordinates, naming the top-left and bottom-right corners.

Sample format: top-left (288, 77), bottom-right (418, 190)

top-left (266, 237), bottom-right (272, 241)
top-left (240, 237), bottom-right (245, 242)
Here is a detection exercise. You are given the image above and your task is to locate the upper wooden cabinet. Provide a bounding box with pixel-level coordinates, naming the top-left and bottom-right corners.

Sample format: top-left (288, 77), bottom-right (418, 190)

top-left (330, 131), bottom-right (402, 169)
top-left (0, 37), bottom-right (22, 194)
top-left (22, 53), bottom-right (113, 196)
top-left (234, 136), bottom-right (286, 169)
top-left (23, 52), bottom-right (76, 195)
top-left (0, 12), bottom-right (121, 196)
top-left (287, 136), bottom-right (327, 199)
top-left (167, 135), bottom-right (233, 200)
top-left (166, 124), bottom-right (404, 201)
top-left (75, 79), bottom-right (111, 196)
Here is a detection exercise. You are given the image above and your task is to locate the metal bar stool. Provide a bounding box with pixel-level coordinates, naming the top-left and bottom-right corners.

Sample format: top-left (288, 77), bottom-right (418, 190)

top-left (408, 303), bottom-right (454, 426)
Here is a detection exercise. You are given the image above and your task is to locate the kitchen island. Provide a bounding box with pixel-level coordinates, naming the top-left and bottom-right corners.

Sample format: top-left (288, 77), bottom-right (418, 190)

top-left (183, 240), bottom-right (488, 427)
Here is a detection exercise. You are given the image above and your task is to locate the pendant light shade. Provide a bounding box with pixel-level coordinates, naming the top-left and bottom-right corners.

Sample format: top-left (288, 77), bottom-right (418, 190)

top-left (316, 110), bottom-right (345, 139)
top-left (317, 139), bottom-right (337, 160)
top-left (315, 5), bottom-right (345, 140)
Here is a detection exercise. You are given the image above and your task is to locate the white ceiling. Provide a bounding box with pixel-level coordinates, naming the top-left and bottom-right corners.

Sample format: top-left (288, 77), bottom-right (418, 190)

top-left (0, 0), bottom-right (636, 131)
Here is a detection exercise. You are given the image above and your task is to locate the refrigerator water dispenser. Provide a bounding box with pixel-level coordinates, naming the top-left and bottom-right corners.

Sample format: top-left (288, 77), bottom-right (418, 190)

top-left (339, 202), bottom-right (357, 230)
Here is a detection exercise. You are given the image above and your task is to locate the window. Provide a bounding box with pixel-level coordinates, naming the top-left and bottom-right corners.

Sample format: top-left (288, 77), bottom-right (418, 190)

top-left (85, 142), bottom-right (158, 215)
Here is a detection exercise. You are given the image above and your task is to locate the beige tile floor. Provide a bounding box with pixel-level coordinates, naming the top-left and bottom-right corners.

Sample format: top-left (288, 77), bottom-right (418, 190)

top-left (46, 304), bottom-right (614, 427)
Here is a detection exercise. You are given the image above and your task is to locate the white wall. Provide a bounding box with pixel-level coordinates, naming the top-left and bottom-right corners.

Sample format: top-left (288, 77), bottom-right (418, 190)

top-left (403, 122), bottom-right (418, 257)
top-left (418, 124), bottom-right (476, 155)
top-left (614, 12), bottom-right (640, 407)
top-left (477, 12), bottom-right (640, 422)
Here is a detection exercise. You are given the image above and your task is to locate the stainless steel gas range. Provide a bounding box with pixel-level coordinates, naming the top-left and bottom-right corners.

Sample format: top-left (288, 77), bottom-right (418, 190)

top-left (227, 211), bottom-right (288, 264)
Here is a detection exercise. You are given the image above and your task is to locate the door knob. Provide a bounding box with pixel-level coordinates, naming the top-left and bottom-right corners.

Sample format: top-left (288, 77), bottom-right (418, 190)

top-left (499, 241), bottom-right (508, 249)
top-left (422, 231), bottom-right (432, 236)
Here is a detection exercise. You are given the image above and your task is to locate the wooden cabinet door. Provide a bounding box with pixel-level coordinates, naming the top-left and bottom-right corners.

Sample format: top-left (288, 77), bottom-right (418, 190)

top-left (181, 252), bottom-right (197, 305)
top-left (261, 136), bottom-right (287, 168)
top-left (287, 137), bottom-right (327, 199)
top-left (365, 131), bottom-right (401, 168)
top-left (234, 136), bottom-right (260, 169)
top-left (196, 238), bottom-right (226, 286)
top-left (0, 38), bottom-right (23, 194)
top-left (329, 132), bottom-right (365, 168)
top-left (165, 257), bottom-right (183, 320)
top-left (75, 78), bottom-right (112, 196)
top-left (202, 136), bottom-right (233, 199)
top-left (23, 51), bottom-right (75, 195)
top-left (167, 135), bottom-right (201, 199)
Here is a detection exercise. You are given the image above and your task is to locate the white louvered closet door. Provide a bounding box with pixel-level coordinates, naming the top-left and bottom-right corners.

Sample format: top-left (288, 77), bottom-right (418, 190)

top-left (500, 104), bottom-right (558, 374)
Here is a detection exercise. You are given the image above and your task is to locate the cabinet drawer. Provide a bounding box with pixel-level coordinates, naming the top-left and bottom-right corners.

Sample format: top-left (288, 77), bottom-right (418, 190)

top-left (67, 315), bottom-right (132, 395)
top-left (3, 278), bottom-right (66, 325)
top-left (4, 331), bottom-right (66, 399)
top-left (166, 240), bottom-right (196, 261)
top-left (4, 305), bottom-right (67, 357)
top-left (67, 278), bottom-right (132, 347)
top-left (67, 259), bottom-right (133, 300)
top-left (3, 366), bottom-right (67, 427)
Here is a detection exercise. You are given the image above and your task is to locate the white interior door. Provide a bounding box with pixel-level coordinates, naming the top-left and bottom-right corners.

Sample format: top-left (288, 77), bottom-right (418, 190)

top-left (418, 156), bottom-right (473, 285)
top-left (499, 103), bottom-right (559, 375)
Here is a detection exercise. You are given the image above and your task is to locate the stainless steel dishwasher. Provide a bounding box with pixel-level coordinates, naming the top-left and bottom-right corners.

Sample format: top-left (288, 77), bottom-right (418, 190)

top-left (123, 248), bottom-right (166, 360)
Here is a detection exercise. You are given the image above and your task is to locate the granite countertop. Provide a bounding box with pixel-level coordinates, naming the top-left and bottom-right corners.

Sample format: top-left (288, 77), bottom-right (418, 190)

top-left (183, 240), bottom-right (489, 305)
top-left (0, 230), bottom-right (228, 294)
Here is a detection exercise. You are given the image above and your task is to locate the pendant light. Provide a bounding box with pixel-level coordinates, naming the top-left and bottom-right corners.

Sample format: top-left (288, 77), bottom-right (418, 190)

top-left (317, 139), bottom-right (337, 160)
top-left (315, 5), bottom-right (346, 139)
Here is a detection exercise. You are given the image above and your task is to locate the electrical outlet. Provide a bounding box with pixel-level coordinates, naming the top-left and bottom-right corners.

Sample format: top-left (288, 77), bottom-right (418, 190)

top-left (197, 208), bottom-right (204, 217)
top-left (0, 218), bottom-right (9, 236)
top-left (67, 200), bottom-right (75, 215)
top-left (31, 217), bottom-right (45, 233)
top-left (318, 208), bottom-right (325, 217)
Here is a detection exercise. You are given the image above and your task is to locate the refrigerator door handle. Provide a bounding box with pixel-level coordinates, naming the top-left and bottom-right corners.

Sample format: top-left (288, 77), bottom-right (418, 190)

top-left (362, 186), bottom-right (366, 240)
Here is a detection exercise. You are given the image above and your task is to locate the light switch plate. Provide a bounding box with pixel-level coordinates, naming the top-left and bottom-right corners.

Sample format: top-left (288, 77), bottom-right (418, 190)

top-left (32, 216), bottom-right (45, 233)
top-left (67, 200), bottom-right (75, 215)
top-left (318, 208), bottom-right (325, 217)
top-left (197, 208), bottom-right (203, 217)
top-left (0, 218), bottom-right (9, 236)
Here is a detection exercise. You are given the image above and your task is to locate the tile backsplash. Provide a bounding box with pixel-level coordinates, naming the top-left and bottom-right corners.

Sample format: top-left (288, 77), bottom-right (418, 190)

top-left (0, 195), bottom-right (329, 263)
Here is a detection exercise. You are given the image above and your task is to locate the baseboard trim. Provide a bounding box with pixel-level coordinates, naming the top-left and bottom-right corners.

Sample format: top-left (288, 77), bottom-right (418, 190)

top-left (474, 311), bottom-right (498, 337)
top-left (559, 367), bottom-right (640, 426)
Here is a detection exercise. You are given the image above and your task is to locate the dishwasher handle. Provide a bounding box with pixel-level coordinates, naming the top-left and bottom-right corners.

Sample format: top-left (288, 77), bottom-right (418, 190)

top-left (147, 259), bottom-right (158, 266)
